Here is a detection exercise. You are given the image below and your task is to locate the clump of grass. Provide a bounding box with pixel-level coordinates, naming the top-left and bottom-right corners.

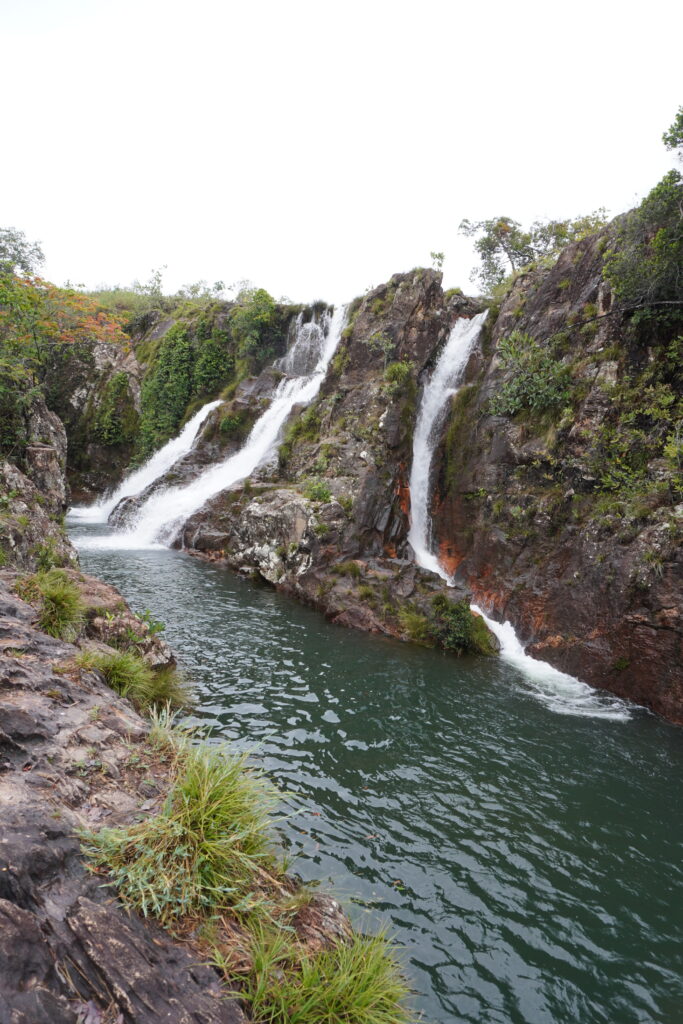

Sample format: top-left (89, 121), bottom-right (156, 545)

top-left (77, 648), bottom-right (190, 711)
top-left (214, 925), bottom-right (413, 1024)
top-left (16, 568), bottom-right (84, 640)
top-left (331, 560), bottom-right (362, 579)
top-left (397, 606), bottom-right (433, 646)
top-left (81, 742), bottom-right (279, 926)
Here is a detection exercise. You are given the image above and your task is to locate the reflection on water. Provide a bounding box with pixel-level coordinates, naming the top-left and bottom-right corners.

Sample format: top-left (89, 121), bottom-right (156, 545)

top-left (72, 525), bottom-right (683, 1024)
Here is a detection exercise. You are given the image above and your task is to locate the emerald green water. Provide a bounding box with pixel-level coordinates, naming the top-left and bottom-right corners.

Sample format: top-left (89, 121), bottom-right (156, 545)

top-left (73, 529), bottom-right (683, 1024)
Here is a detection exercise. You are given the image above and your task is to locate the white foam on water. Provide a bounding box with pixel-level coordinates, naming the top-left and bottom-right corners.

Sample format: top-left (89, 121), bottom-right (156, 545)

top-left (75, 306), bottom-right (346, 552)
top-left (68, 399), bottom-right (222, 524)
top-left (471, 606), bottom-right (632, 721)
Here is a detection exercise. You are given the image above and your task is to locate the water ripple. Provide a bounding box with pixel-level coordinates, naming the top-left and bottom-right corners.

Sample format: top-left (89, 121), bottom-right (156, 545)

top-left (72, 531), bottom-right (683, 1024)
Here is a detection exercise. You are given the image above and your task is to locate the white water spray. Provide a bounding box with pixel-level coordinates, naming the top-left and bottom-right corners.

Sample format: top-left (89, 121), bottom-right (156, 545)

top-left (77, 306), bottom-right (346, 551)
top-left (69, 399), bottom-right (222, 524)
top-left (408, 314), bottom-right (631, 721)
top-left (408, 312), bottom-right (488, 576)
top-left (275, 311), bottom-right (327, 377)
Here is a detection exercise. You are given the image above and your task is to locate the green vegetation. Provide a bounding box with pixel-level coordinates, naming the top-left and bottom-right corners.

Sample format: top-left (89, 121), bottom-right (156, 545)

top-left (82, 719), bottom-right (412, 1023)
top-left (585, 336), bottom-right (682, 510)
top-left (0, 227), bottom-right (129, 456)
top-left (331, 560), bottom-right (362, 579)
top-left (216, 925), bottom-right (411, 1024)
top-left (76, 648), bottom-right (190, 711)
top-left (489, 332), bottom-right (572, 417)
top-left (137, 324), bottom-right (197, 458)
top-left (383, 359), bottom-right (414, 399)
top-left (16, 569), bottom-right (84, 641)
top-left (460, 211), bottom-right (608, 293)
top-left (230, 286), bottom-right (284, 361)
top-left (33, 538), bottom-right (65, 570)
top-left (601, 106), bottom-right (683, 341)
top-left (397, 606), bottom-right (433, 645)
top-left (398, 597), bottom-right (497, 656)
top-left (93, 371), bottom-right (139, 446)
top-left (278, 404), bottom-right (322, 467)
top-left (364, 331), bottom-right (395, 369)
top-left (304, 478), bottom-right (332, 502)
top-left (81, 737), bottom-right (277, 925)
top-left (431, 596), bottom-right (498, 656)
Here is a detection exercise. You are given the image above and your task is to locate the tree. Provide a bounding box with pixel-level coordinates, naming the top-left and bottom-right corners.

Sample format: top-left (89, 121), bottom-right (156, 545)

top-left (430, 251), bottom-right (445, 271)
top-left (460, 211), bottom-right (608, 293)
top-left (0, 227), bottom-right (44, 276)
top-left (603, 107), bottom-right (683, 328)
top-left (662, 105), bottom-right (683, 157)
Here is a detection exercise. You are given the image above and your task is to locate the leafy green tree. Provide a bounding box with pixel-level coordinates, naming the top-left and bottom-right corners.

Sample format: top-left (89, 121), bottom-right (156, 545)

top-left (460, 211), bottom-right (608, 292)
top-left (604, 107), bottom-right (683, 331)
top-left (662, 105), bottom-right (683, 156)
top-left (0, 227), bottom-right (45, 276)
top-left (230, 287), bottom-right (281, 362)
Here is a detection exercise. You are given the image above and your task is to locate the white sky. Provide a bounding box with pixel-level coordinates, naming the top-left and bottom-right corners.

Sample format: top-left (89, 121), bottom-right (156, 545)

top-left (3, 0), bottom-right (681, 304)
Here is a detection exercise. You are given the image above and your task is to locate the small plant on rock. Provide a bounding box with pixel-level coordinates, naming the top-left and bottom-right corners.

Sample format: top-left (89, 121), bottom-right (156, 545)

top-left (16, 569), bottom-right (84, 641)
top-left (304, 478), bottom-right (331, 502)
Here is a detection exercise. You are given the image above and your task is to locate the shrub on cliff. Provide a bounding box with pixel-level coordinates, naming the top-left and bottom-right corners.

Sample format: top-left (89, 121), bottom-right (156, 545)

top-left (431, 596), bottom-right (498, 657)
top-left (604, 106), bottom-right (683, 338)
top-left (489, 331), bottom-right (572, 417)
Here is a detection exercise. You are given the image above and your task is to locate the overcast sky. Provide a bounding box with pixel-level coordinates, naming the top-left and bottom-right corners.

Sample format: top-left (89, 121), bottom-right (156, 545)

top-left (3, 0), bottom-right (680, 304)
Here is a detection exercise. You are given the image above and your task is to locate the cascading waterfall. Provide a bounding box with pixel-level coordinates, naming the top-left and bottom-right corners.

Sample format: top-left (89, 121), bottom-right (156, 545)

top-left (69, 399), bottom-right (223, 524)
top-left (408, 312), bottom-right (488, 575)
top-left (77, 305), bottom-right (346, 551)
top-left (274, 310), bottom-right (326, 377)
top-left (407, 313), bottom-right (631, 720)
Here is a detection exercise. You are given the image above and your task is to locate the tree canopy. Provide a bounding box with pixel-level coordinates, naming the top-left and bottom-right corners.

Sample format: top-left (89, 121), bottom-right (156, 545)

top-left (460, 212), bottom-right (608, 293)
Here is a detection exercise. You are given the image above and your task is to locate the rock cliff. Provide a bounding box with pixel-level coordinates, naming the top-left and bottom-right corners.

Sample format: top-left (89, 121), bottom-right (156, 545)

top-left (0, 572), bottom-right (245, 1023)
top-left (431, 233), bottom-right (682, 721)
top-left (0, 394), bottom-right (76, 572)
top-left (160, 252), bottom-right (680, 719)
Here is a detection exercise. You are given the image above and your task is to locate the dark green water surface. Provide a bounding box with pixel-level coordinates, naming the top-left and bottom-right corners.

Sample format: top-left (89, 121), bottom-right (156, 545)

top-left (72, 529), bottom-right (683, 1024)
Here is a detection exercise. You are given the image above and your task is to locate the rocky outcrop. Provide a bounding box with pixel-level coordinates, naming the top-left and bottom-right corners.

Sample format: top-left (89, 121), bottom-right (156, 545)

top-left (174, 272), bottom-right (498, 655)
top-left (162, 251), bottom-right (681, 720)
top-left (45, 335), bottom-right (143, 502)
top-left (431, 233), bottom-right (683, 722)
top-left (0, 395), bottom-right (77, 572)
top-left (0, 574), bottom-right (244, 1023)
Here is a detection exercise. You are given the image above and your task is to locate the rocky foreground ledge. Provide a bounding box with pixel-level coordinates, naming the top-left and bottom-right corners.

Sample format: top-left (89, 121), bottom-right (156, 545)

top-left (0, 572), bottom-right (348, 1024)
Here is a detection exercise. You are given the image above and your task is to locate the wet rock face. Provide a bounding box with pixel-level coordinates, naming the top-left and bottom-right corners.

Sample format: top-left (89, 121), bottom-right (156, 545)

top-left (173, 271), bottom-right (495, 652)
top-left (429, 232), bottom-right (683, 722)
top-left (0, 574), bottom-right (245, 1023)
top-left (0, 459), bottom-right (76, 572)
top-left (45, 336), bottom-right (143, 502)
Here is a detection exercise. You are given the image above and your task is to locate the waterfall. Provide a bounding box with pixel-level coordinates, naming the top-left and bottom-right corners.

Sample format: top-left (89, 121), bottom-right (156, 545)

top-left (69, 399), bottom-right (222, 524)
top-left (275, 310), bottom-right (327, 377)
top-left (408, 311), bottom-right (488, 576)
top-left (77, 305), bottom-right (347, 551)
top-left (408, 313), bottom-right (631, 720)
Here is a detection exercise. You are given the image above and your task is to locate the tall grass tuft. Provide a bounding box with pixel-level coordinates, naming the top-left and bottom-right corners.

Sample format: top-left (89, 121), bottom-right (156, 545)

top-left (17, 568), bottom-right (84, 640)
top-left (214, 926), bottom-right (413, 1024)
top-left (81, 743), bottom-right (279, 925)
top-left (77, 648), bottom-right (190, 711)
